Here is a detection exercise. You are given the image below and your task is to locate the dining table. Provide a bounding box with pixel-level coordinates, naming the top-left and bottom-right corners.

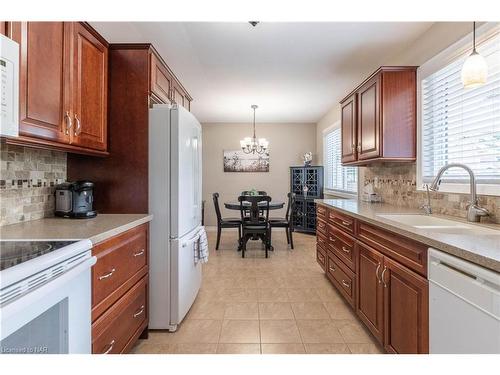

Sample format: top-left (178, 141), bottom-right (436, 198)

top-left (224, 198), bottom-right (285, 251)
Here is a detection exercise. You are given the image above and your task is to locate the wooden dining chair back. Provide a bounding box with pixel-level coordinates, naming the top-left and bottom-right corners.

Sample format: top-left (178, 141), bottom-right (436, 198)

top-left (238, 195), bottom-right (272, 258)
top-left (212, 192), bottom-right (241, 250)
top-left (270, 192), bottom-right (296, 249)
top-left (241, 190), bottom-right (267, 196)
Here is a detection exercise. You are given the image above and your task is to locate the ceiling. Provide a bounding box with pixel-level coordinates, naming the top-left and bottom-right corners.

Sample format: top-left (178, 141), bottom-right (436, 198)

top-left (90, 22), bottom-right (434, 123)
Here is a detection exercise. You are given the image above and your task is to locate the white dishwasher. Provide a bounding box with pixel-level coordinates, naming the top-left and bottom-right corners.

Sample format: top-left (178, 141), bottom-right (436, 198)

top-left (428, 248), bottom-right (500, 353)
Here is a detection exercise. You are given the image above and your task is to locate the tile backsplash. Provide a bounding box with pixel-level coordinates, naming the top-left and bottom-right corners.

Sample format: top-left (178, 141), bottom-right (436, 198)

top-left (0, 144), bottom-right (67, 226)
top-left (360, 163), bottom-right (499, 224)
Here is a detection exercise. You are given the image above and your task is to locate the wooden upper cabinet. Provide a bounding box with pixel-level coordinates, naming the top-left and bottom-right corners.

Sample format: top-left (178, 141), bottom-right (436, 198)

top-left (357, 75), bottom-right (381, 160)
top-left (71, 23), bottom-right (108, 151)
top-left (10, 22), bottom-right (71, 143)
top-left (1, 22), bottom-right (6, 35)
top-left (339, 66), bottom-right (417, 165)
top-left (341, 93), bottom-right (357, 163)
top-left (149, 50), bottom-right (192, 111)
top-left (356, 241), bottom-right (385, 344)
top-left (150, 52), bottom-right (173, 104)
top-left (383, 256), bottom-right (429, 354)
top-left (4, 22), bottom-right (109, 156)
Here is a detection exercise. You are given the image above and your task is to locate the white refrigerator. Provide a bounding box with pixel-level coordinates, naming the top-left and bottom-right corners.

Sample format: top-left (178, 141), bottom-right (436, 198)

top-left (148, 104), bottom-right (203, 331)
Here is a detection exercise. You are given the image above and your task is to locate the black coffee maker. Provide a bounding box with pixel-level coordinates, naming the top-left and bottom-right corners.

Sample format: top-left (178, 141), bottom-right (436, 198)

top-left (55, 181), bottom-right (97, 218)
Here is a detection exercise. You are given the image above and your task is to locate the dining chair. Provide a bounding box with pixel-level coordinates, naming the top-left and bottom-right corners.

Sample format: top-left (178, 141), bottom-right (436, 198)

top-left (238, 195), bottom-right (272, 258)
top-left (241, 190), bottom-right (267, 196)
top-left (213, 193), bottom-right (241, 250)
top-left (270, 192), bottom-right (295, 249)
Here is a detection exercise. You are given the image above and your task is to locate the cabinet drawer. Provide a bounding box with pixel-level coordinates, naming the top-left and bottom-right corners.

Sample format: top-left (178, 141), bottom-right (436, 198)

top-left (316, 244), bottom-right (326, 271)
top-left (326, 253), bottom-right (355, 307)
top-left (92, 224), bottom-right (148, 315)
top-left (92, 276), bottom-right (148, 354)
top-left (317, 204), bottom-right (327, 220)
top-left (316, 217), bottom-right (327, 236)
top-left (316, 231), bottom-right (328, 250)
top-left (327, 224), bottom-right (356, 272)
top-left (328, 209), bottom-right (355, 235)
top-left (357, 221), bottom-right (427, 277)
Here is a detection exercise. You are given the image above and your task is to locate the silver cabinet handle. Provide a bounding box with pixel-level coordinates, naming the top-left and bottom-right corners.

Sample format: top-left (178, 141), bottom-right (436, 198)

top-left (341, 220), bottom-right (351, 227)
top-left (133, 305), bottom-right (145, 318)
top-left (103, 339), bottom-right (115, 354)
top-left (341, 246), bottom-right (350, 254)
top-left (381, 266), bottom-right (388, 288)
top-left (74, 114), bottom-right (81, 136)
top-left (64, 111), bottom-right (72, 135)
top-left (375, 263), bottom-right (381, 284)
top-left (341, 280), bottom-right (350, 288)
top-left (329, 266), bottom-right (336, 273)
top-left (98, 268), bottom-right (116, 280)
top-left (133, 249), bottom-right (145, 257)
top-left (329, 236), bottom-right (336, 243)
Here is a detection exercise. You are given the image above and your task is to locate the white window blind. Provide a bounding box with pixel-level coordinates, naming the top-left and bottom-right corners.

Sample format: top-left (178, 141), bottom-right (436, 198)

top-left (421, 31), bottom-right (500, 187)
top-left (324, 127), bottom-right (358, 193)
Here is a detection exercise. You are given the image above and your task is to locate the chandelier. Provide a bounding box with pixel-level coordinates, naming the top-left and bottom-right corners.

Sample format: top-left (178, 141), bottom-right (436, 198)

top-left (240, 105), bottom-right (269, 154)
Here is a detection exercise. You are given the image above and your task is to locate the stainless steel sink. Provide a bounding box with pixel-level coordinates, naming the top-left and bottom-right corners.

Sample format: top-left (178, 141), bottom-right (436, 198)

top-left (376, 214), bottom-right (500, 235)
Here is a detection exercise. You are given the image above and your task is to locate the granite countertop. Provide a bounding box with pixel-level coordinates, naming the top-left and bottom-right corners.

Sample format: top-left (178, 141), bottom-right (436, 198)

top-left (0, 214), bottom-right (153, 244)
top-left (316, 199), bottom-right (500, 273)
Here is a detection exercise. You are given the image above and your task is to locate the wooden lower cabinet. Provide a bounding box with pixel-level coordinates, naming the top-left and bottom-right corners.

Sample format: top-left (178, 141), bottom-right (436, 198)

top-left (383, 257), bottom-right (429, 354)
top-left (316, 204), bottom-right (429, 353)
top-left (356, 241), bottom-right (384, 344)
top-left (91, 223), bottom-right (149, 354)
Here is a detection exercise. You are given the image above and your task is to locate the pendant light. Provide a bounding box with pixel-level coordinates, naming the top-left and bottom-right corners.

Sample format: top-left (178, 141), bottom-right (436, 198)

top-left (461, 22), bottom-right (488, 88)
top-left (240, 105), bottom-right (268, 154)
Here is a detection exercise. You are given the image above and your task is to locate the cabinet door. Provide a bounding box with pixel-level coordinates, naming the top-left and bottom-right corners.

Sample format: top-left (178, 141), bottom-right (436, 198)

top-left (71, 23), bottom-right (108, 151)
top-left (150, 53), bottom-right (172, 104)
top-left (383, 257), bottom-right (429, 354)
top-left (340, 94), bottom-right (357, 163)
top-left (173, 84), bottom-right (185, 107)
top-left (357, 74), bottom-right (381, 160)
top-left (356, 241), bottom-right (384, 343)
top-left (10, 22), bottom-right (71, 143)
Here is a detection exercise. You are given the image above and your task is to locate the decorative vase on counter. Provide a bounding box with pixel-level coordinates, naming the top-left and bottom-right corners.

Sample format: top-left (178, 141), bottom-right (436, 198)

top-left (303, 152), bottom-right (313, 166)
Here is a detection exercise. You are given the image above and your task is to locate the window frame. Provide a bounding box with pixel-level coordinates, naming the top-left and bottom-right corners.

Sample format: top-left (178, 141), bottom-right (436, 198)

top-left (417, 22), bottom-right (500, 196)
top-left (322, 122), bottom-right (359, 198)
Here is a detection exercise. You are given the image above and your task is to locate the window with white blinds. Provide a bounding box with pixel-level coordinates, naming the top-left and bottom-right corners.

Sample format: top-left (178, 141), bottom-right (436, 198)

top-left (420, 29), bottom-right (500, 193)
top-left (324, 127), bottom-right (358, 194)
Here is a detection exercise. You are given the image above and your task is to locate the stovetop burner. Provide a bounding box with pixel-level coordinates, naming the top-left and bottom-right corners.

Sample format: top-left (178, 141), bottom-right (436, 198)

top-left (0, 241), bottom-right (78, 271)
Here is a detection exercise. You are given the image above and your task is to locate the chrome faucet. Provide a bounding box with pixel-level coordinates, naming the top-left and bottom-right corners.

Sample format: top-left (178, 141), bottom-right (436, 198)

top-left (429, 163), bottom-right (489, 222)
top-left (420, 184), bottom-right (432, 215)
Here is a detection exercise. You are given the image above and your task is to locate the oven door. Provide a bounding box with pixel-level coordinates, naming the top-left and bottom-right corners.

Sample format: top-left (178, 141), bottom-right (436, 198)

top-left (0, 257), bottom-right (96, 354)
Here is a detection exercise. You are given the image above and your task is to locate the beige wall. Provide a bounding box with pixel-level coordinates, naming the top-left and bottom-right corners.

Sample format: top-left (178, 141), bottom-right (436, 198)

top-left (202, 122), bottom-right (316, 226)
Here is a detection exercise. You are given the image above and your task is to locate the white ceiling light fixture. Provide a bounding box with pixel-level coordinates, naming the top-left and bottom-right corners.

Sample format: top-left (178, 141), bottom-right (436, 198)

top-left (240, 105), bottom-right (268, 154)
top-left (461, 22), bottom-right (488, 88)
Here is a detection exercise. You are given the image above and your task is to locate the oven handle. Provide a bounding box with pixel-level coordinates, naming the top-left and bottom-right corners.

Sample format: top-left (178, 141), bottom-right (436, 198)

top-left (0, 257), bottom-right (97, 323)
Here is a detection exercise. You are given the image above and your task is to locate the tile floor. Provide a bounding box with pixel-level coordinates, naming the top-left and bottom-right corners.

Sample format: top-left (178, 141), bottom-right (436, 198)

top-left (131, 229), bottom-right (384, 354)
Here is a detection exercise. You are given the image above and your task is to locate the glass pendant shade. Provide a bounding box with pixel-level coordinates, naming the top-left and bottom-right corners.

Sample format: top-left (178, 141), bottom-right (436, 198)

top-left (461, 22), bottom-right (488, 89)
top-left (461, 51), bottom-right (488, 88)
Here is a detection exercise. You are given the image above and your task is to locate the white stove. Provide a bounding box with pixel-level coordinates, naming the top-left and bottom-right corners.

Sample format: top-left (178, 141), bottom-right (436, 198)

top-left (0, 239), bottom-right (96, 354)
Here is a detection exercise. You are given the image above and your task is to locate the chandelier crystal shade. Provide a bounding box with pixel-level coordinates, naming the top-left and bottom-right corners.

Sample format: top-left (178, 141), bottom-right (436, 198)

top-left (240, 105), bottom-right (268, 154)
top-left (461, 22), bottom-right (488, 88)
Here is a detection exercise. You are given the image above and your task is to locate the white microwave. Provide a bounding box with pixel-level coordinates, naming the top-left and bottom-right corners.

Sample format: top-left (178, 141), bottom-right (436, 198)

top-left (0, 34), bottom-right (19, 137)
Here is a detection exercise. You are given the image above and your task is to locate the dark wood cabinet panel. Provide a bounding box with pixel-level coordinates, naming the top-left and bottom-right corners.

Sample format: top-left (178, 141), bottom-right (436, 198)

top-left (10, 22), bottom-right (71, 143)
top-left (357, 75), bottom-right (380, 160)
top-left (150, 52), bottom-right (172, 104)
top-left (1, 22), bottom-right (6, 35)
top-left (383, 256), bottom-right (429, 354)
top-left (356, 241), bottom-right (384, 343)
top-left (341, 94), bottom-right (357, 163)
top-left (71, 23), bottom-right (108, 151)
